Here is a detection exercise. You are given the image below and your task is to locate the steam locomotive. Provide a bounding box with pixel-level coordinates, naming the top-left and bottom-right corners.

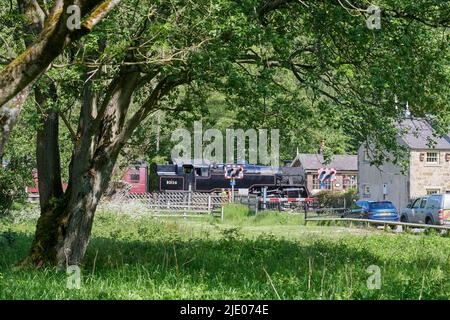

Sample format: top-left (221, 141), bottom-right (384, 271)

top-left (150, 160), bottom-right (309, 198)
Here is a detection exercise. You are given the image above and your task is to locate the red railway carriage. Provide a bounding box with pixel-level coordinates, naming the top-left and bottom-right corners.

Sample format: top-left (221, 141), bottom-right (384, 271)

top-left (27, 163), bottom-right (150, 197)
top-left (122, 163), bottom-right (149, 194)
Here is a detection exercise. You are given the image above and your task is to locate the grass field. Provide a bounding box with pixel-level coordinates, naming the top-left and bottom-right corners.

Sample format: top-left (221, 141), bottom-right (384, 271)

top-left (1, 204), bottom-right (450, 300)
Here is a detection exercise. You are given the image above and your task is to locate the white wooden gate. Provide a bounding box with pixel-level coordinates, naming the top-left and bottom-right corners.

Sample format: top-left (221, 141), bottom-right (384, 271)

top-left (124, 192), bottom-right (227, 217)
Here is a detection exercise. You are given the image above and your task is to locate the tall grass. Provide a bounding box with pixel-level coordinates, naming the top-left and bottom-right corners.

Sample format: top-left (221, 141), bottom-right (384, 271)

top-left (1, 205), bottom-right (450, 299)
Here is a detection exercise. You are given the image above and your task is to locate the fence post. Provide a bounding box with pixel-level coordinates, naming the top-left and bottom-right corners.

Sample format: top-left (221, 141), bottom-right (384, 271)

top-left (262, 187), bottom-right (267, 210)
top-left (221, 206), bottom-right (224, 221)
top-left (157, 193), bottom-right (161, 215)
top-left (304, 203), bottom-right (308, 225)
top-left (208, 195), bottom-right (212, 214)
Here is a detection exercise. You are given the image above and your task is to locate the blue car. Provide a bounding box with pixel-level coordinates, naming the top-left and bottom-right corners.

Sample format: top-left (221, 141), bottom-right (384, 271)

top-left (349, 200), bottom-right (399, 221)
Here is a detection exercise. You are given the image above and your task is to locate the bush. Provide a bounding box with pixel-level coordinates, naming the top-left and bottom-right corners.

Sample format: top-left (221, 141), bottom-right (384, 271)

top-left (315, 188), bottom-right (358, 208)
top-left (0, 158), bottom-right (32, 216)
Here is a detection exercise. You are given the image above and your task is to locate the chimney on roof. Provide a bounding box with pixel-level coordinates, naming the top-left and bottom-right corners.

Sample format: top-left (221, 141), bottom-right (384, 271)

top-left (405, 101), bottom-right (412, 119)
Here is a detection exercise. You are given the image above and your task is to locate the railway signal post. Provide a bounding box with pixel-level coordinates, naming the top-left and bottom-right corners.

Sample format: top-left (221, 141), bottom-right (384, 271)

top-left (224, 164), bottom-right (244, 203)
top-left (318, 167), bottom-right (337, 190)
top-left (230, 178), bottom-right (236, 202)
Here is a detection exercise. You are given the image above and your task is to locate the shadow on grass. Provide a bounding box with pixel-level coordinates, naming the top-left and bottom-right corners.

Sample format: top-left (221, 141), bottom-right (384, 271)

top-left (2, 225), bottom-right (450, 299)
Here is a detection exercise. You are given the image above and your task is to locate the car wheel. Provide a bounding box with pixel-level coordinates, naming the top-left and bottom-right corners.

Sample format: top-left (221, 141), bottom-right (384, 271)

top-left (400, 215), bottom-right (408, 223)
top-left (425, 217), bottom-right (433, 225)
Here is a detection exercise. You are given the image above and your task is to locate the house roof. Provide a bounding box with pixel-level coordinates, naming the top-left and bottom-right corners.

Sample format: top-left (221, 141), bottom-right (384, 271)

top-left (397, 119), bottom-right (450, 150)
top-left (291, 154), bottom-right (358, 172)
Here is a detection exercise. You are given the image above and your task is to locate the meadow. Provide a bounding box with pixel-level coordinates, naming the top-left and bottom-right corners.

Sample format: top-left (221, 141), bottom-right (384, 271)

top-left (1, 204), bottom-right (450, 300)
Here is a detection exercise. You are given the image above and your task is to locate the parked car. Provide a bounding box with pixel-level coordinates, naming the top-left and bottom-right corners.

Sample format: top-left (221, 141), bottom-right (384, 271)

top-left (400, 194), bottom-right (450, 225)
top-left (346, 200), bottom-right (399, 222)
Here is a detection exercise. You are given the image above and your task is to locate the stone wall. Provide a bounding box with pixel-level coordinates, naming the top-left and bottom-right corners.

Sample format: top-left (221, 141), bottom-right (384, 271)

top-left (409, 150), bottom-right (450, 197)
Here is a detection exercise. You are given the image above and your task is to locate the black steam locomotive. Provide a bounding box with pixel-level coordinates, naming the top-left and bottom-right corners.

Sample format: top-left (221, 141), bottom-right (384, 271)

top-left (150, 161), bottom-right (309, 198)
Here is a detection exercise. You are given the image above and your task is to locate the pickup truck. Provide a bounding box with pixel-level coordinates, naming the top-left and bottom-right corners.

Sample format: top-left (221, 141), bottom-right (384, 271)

top-left (401, 194), bottom-right (450, 225)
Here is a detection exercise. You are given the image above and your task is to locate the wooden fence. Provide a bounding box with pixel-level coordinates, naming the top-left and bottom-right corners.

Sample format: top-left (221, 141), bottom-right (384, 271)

top-left (119, 192), bottom-right (228, 218)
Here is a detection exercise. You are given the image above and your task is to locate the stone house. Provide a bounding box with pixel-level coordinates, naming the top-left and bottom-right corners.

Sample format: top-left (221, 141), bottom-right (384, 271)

top-left (290, 153), bottom-right (358, 195)
top-left (358, 118), bottom-right (450, 210)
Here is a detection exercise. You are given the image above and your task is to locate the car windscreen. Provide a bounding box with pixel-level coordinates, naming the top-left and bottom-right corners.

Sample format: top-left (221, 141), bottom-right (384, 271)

top-left (369, 202), bottom-right (396, 210)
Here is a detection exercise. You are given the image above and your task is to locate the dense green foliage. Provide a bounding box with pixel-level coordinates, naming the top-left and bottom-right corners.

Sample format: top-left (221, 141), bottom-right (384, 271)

top-left (1, 206), bottom-right (450, 299)
top-left (0, 157), bottom-right (32, 216)
top-left (2, 0), bottom-right (448, 169)
top-left (0, 0), bottom-right (448, 285)
top-left (315, 189), bottom-right (359, 208)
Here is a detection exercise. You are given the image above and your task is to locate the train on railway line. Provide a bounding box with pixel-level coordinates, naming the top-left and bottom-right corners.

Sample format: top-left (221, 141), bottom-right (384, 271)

top-left (147, 160), bottom-right (310, 198)
top-left (26, 160), bottom-right (310, 199)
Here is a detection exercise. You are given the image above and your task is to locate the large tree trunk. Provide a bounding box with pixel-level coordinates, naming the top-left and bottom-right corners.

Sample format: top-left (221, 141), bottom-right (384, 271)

top-left (27, 81), bottom-right (66, 265)
top-left (55, 152), bottom-right (119, 266)
top-left (28, 63), bottom-right (140, 266)
top-left (53, 68), bottom-right (141, 266)
top-left (28, 158), bottom-right (117, 266)
top-left (28, 129), bottom-right (119, 266)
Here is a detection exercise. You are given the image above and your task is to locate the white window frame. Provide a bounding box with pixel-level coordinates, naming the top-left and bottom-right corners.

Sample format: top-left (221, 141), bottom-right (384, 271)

top-left (426, 188), bottom-right (441, 195)
top-left (312, 174), bottom-right (320, 190)
top-left (426, 152), bottom-right (439, 165)
top-left (312, 174), bottom-right (332, 190)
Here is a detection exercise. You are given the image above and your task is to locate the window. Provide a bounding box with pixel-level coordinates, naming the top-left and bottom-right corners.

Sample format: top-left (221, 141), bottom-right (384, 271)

top-left (426, 195), bottom-right (442, 209)
top-left (312, 175), bottom-right (320, 190)
top-left (343, 175), bottom-right (357, 189)
top-left (426, 189), bottom-right (440, 195)
top-left (426, 152), bottom-right (439, 164)
top-left (312, 175), bottom-right (332, 190)
top-left (195, 167), bottom-right (209, 177)
top-left (129, 174), bottom-right (140, 182)
top-left (412, 198), bottom-right (422, 209)
top-left (355, 201), bottom-right (368, 210)
top-left (201, 167), bottom-right (209, 177)
top-left (369, 202), bottom-right (396, 210)
top-left (183, 165), bottom-right (193, 174)
top-left (363, 184), bottom-right (371, 195)
top-left (420, 198), bottom-right (427, 209)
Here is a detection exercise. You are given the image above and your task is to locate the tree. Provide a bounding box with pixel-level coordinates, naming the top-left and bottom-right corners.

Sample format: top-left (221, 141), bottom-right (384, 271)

top-left (0, 0), bottom-right (122, 157)
top-left (0, 0), bottom-right (447, 266)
